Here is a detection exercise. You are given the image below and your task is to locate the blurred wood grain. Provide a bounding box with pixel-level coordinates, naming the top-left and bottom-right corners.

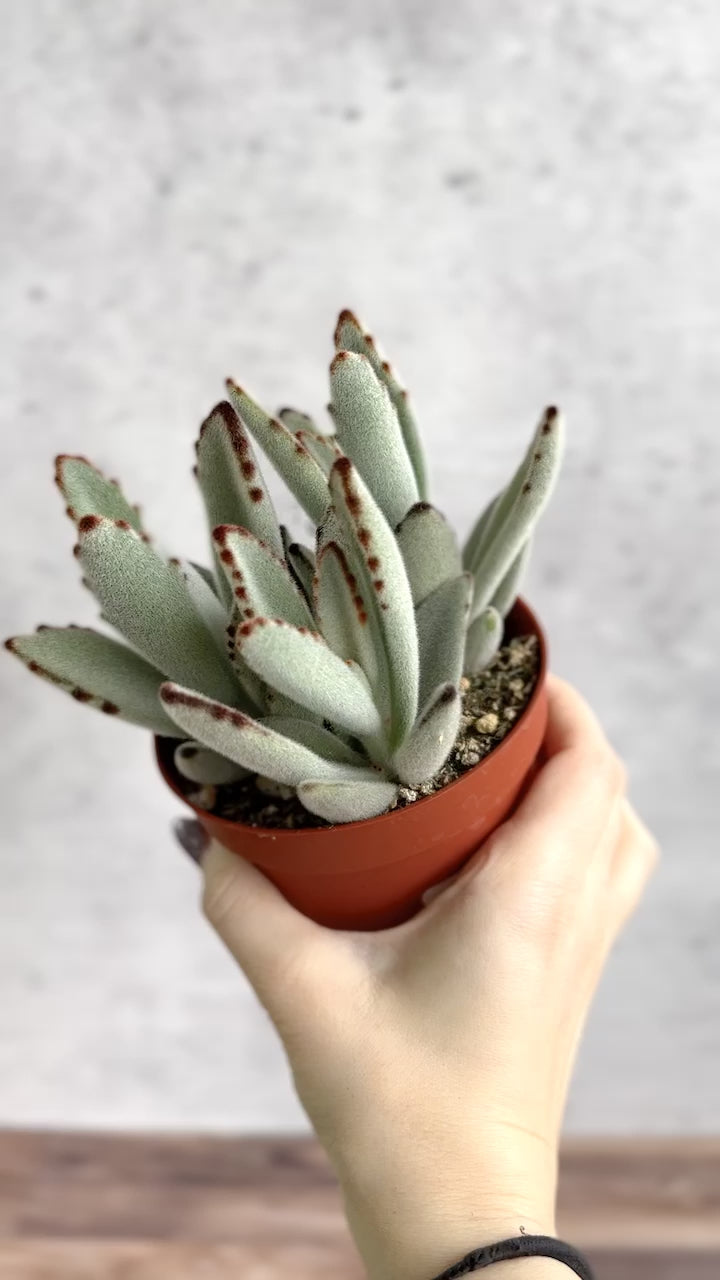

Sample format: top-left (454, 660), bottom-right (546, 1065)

top-left (0, 1132), bottom-right (718, 1278)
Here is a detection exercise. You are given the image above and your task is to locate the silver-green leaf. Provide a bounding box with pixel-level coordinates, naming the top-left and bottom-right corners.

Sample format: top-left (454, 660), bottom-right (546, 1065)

top-left (471, 407), bottom-right (564, 614)
top-left (235, 616), bottom-right (383, 737)
top-left (55, 455), bottom-right (146, 534)
top-left (212, 524), bottom-right (315, 630)
top-left (489, 537), bottom-right (532, 620)
top-left (256, 716), bottom-right (368, 766)
top-left (286, 542), bottom-right (317, 604)
top-left (5, 624), bottom-right (180, 735)
top-left (195, 401), bottom-right (284, 609)
top-left (160, 683), bottom-right (382, 787)
top-left (462, 488), bottom-right (503, 573)
top-left (392, 683), bottom-right (461, 787)
top-left (174, 740), bottom-right (252, 784)
top-left (333, 309), bottom-right (429, 501)
top-left (77, 515), bottom-right (240, 705)
top-left (314, 540), bottom-right (376, 676)
top-left (329, 457), bottom-right (419, 751)
top-left (297, 777), bottom-right (398, 823)
top-left (277, 407), bottom-right (317, 433)
top-left (464, 606), bottom-right (503, 674)
top-left (395, 502), bottom-right (463, 607)
top-left (329, 350), bottom-right (419, 527)
top-left (168, 557), bottom-right (233, 665)
top-left (226, 379), bottom-right (330, 525)
top-left (294, 428), bottom-right (344, 476)
top-left (415, 572), bottom-right (473, 710)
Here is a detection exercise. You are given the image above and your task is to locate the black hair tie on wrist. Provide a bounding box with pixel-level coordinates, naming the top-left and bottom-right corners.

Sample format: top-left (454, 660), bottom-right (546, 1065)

top-left (429, 1234), bottom-right (595, 1278)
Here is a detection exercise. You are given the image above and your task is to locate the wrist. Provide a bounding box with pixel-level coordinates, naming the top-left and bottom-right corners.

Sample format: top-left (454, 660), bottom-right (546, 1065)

top-left (336, 1128), bottom-right (560, 1280)
top-left (439, 1264), bottom-right (576, 1279)
top-left (343, 1195), bottom-right (560, 1280)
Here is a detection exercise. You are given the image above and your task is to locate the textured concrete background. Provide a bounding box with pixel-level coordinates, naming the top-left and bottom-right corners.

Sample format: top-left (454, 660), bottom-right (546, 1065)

top-left (1, 0), bottom-right (718, 1132)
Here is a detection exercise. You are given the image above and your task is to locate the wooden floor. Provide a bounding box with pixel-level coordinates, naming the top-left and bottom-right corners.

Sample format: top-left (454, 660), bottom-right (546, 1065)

top-left (0, 1132), bottom-right (718, 1278)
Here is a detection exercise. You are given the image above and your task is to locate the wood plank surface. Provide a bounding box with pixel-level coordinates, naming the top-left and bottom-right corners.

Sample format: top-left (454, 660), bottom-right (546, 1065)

top-left (1, 1241), bottom-right (719, 1280)
top-left (0, 1241), bottom-right (363, 1280)
top-left (0, 1132), bottom-right (718, 1278)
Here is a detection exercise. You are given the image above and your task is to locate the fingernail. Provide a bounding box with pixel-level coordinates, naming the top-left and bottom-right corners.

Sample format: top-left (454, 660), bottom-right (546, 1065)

top-left (173, 817), bottom-right (209, 866)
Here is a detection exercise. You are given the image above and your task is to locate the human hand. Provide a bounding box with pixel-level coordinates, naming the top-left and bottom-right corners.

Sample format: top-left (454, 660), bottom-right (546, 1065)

top-left (175, 673), bottom-right (660, 1280)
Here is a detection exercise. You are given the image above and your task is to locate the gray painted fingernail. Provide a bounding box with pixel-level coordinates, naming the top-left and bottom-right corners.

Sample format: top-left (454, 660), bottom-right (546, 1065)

top-left (173, 817), bottom-right (209, 866)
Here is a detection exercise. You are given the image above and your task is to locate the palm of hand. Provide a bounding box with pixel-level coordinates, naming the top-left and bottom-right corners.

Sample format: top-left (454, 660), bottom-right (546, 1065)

top-left (201, 675), bottom-right (658, 1233)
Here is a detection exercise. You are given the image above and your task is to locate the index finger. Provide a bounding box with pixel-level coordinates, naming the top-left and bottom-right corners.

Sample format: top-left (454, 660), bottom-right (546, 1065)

top-left (542, 672), bottom-right (615, 756)
top-left (501, 672), bottom-right (626, 849)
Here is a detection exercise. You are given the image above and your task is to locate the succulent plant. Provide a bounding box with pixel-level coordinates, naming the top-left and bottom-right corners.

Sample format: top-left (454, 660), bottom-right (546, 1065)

top-left (4, 310), bottom-right (564, 824)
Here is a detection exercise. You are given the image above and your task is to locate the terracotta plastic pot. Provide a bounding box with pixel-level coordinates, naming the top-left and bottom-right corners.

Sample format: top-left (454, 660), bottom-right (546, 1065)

top-left (155, 596), bottom-right (548, 931)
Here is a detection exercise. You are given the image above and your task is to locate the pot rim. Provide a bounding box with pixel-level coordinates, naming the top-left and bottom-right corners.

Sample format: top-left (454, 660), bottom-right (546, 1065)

top-left (155, 594), bottom-right (546, 837)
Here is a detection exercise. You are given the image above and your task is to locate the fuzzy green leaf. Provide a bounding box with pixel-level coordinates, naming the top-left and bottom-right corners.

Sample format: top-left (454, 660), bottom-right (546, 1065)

top-left (333, 309), bottom-right (429, 501)
top-left (472, 407), bottom-right (564, 614)
top-left (280, 523), bottom-right (294, 561)
top-left (464, 408), bottom-right (562, 578)
top-left (189, 561), bottom-right (220, 595)
top-left (174, 740), bottom-right (252, 784)
top-left (415, 573), bottom-right (473, 710)
top-left (329, 457), bottom-right (419, 750)
top-left (392, 683), bottom-right (461, 787)
top-left (315, 501), bottom-right (346, 562)
top-left (224, 603), bottom-right (269, 713)
top-left (55, 455), bottom-right (146, 533)
top-left (5, 625), bottom-right (180, 735)
top-left (196, 402), bottom-right (284, 575)
top-left (329, 351), bottom-right (419, 528)
top-left (462, 488), bottom-right (503, 573)
top-left (490, 538), bottom-right (532, 619)
top-left (168, 558), bottom-right (232, 663)
top-left (464, 606), bottom-right (503, 673)
top-left (256, 716), bottom-right (368, 766)
top-left (212, 524), bottom-right (315, 630)
top-left (297, 777), bottom-right (398, 823)
top-left (286, 541), bottom-right (317, 604)
top-left (277, 407), bottom-right (317, 433)
top-left (293, 428), bottom-right (344, 475)
top-left (234, 617), bottom-right (383, 737)
top-left (395, 502), bottom-right (463, 607)
top-left (262, 686), bottom-right (323, 720)
top-left (77, 515), bottom-right (240, 705)
top-left (160, 683), bottom-right (382, 787)
top-left (314, 540), bottom-right (375, 669)
top-left (226, 379), bottom-right (330, 525)
top-left (279, 524), bottom-right (312, 609)
top-left (195, 401), bottom-right (284, 608)
top-left (466, 417), bottom-right (549, 576)
top-left (312, 542), bottom-right (394, 769)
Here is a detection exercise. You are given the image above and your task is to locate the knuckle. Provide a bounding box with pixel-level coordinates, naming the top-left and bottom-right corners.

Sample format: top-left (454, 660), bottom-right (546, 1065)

top-left (617, 841), bottom-right (659, 910)
top-left (642, 833), bottom-right (661, 871)
top-left (496, 873), bottom-right (580, 944)
top-left (620, 865), bottom-right (650, 916)
top-left (625, 804), bottom-right (661, 868)
top-left (589, 745), bottom-right (626, 793)
top-left (603, 747), bottom-right (627, 792)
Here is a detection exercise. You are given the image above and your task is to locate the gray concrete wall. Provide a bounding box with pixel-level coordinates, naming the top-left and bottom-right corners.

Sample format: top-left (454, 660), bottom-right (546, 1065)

top-left (1, 0), bottom-right (718, 1132)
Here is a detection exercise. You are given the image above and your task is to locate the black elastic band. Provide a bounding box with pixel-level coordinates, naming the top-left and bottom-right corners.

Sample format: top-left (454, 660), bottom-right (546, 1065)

top-left (429, 1234), bottom-right (595, 1278)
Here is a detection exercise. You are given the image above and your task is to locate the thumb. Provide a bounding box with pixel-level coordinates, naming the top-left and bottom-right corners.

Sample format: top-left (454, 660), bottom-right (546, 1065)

top-left (173, 818), bottom-right (325, 1010)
